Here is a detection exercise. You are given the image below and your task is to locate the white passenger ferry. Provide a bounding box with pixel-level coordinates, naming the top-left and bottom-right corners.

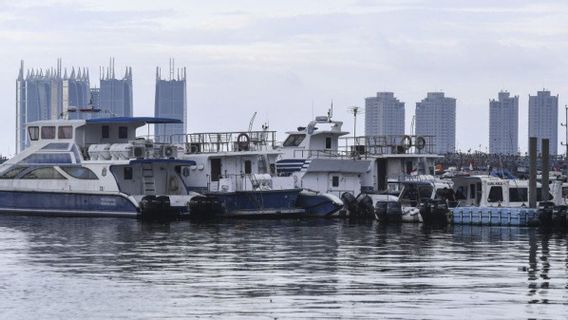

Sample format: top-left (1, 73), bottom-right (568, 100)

top-left (276, 114), bottom-right (442, 222)
top-left (0, 117), bottom-right (204, 218)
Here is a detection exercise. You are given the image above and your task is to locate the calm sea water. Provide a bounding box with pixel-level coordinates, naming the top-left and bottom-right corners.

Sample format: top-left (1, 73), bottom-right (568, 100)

top-left (0, 216), bottom-right (566, 319)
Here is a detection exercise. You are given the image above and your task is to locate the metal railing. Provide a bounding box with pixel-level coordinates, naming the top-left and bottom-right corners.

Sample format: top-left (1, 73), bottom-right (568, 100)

top-left (291, 149), bottom-right (351, 159)
top-left (340, 135), bottom-right (436, 155)
top-left (171, 131), bottom-right (277, 154)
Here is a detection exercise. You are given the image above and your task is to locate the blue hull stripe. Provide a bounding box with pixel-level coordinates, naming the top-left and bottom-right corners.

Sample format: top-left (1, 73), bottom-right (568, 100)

top-left (0, 190), bottom-right (139, 218)
top-left (296, 194), bottom-right (343, 217)
top-left (207, 189), bottom-right (302, 216)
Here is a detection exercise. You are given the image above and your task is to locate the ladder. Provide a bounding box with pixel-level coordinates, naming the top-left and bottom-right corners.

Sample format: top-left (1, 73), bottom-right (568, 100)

top-left (142, 164), bottom-right (156, 195)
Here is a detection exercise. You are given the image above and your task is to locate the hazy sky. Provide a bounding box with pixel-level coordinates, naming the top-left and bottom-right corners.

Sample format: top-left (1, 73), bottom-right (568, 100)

top-left (1, 0), bottom-right (567, 156)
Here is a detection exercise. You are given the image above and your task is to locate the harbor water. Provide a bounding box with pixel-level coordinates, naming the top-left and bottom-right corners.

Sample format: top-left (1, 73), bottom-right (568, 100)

top-left (0, 216), bottom-right (567, 319)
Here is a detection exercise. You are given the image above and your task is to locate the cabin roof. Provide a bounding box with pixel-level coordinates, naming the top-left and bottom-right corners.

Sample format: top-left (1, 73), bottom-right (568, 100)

top-left (26, 119), bottom-right (85, 126)
top-left (86, 117), bottom-right (182, 125)
top-left (128, 159), bottom-right (196, 166)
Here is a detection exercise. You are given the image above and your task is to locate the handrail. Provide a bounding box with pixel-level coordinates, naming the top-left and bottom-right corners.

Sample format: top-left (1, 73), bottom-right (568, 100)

top-left (175, 131), bottom-right (277, 153)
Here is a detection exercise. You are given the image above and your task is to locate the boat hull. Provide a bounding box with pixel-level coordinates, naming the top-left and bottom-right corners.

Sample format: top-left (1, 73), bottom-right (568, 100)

top-left (191, 189), bottom-right (305, 218)
top-left (296, 192), bottom-right (343, 217)
top-left (0, 190), bottom-right (140, 218)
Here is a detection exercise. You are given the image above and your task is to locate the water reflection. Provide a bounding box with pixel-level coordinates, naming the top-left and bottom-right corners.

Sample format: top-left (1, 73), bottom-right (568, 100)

top-left (0, 216), bottom-right (567, 319)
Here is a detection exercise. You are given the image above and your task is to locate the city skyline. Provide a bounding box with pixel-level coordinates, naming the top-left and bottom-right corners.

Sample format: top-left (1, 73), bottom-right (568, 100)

top-left (13, 60), bottom-right (565, 156)
top-left (1, 1), bottom-right (568, 156)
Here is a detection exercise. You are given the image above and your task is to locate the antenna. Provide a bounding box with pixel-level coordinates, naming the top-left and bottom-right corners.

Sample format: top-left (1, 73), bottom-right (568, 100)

top-left (311, 100), bottom-right (314, 120)
top-left (169, 58), bottom-right (175, 80)
top-left (348, 106), bottom-right (361, 148)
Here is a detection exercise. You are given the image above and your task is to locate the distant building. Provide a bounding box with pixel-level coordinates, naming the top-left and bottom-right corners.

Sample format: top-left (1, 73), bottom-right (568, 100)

top-left (89, 87), bottom-right (101, 109)
top-left (415, 92), bottom-right (456, 154)
top-left (489, 91), bottom-right (519, 155)
top-left (529, 90), bottom-right (558, 155)
top-left (154, 63), bottom-right (187, 143)
top-left (65, 87), bottom-right (104, 120)
top-left (16, 60), bottom-right (90, 152)
top-left (364, 92), bottom-right (405, 137)
top-left (99, 60), bottom-right (133, 117)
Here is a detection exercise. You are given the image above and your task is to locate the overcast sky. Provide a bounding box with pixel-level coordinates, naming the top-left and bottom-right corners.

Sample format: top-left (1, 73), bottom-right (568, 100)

top-left (1, 0), bottom-right (567, 156)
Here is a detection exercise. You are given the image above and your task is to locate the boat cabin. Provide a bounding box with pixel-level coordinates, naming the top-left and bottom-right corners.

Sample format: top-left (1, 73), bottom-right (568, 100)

top-left (396, 179), bottom-right (456, 207)
top-left (179, 130), bottom-right (281, 193)
top-left (1, 117), bottom-right (195, 197)
top-left (279, 116), bottom-right (348, 159)
top-left (451, 175), bottom-right (562, 207)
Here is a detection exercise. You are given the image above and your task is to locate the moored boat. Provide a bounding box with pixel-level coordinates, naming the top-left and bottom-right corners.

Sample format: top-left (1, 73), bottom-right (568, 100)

top-left (0, 117), bottom-right (205, 219)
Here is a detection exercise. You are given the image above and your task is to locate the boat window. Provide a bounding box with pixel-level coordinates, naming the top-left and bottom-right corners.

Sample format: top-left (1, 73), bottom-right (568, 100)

top-left (563, 187), bottom-right (568, 198)
top-left (118, 126), bottom-right (128, 139)
top-left (325, 137), bottom-right (332, 149)
top-left (435, 188), bottom-right (456, 201)
top-left (182, 167), bottom-right (190, 177)
top-left (61, 167), bottom-right (98, 180)
top-left (332, 176), bottom-right (340, 187)
top-left (509, 188), bottom-right (528, 202)
top-left (58, 126), bottom-right (73, 139)
top-left (210, 159), bottom-right (221, 181)
top-left (102, 125), bottom-right (110, 139)
top-left (22, 153), bottom-right (72, 164)
top-left (21, 167), bottom-right (66, 180)
top-left (41, 126), bottom-right (56, 139)
top-left (487, 186), bottom-right (503, 203)
top-left (0, 166), bottom-right (27, 179)
top-left (455, 186), bottom-right (467, 200)
top-left (244, 160), bottom-right (252, 174)
top-left (42, 143), bottom-right (69, 151)
top-left (28, 126), bottom-right (39, 141)
top-left (283, 134), bottom-right (306, 147)
top-left (124, 167), bottom-right (133, 180)
top-left (418, 185), bottom-right (434, 199)
top-left (400, 185), bottom-right (418, 201)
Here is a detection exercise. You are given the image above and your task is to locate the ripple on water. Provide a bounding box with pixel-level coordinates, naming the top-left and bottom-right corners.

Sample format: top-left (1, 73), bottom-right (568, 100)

top-left (0, 217), bottom-right (566, 319)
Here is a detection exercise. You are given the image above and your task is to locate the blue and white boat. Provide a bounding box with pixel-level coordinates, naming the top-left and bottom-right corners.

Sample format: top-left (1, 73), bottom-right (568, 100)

top-left (275, 116), bottom-right (366, 217)
top-left (0, 117), bottom-right (205, 218)
top-left (450, 175), bottom-right (566, 226)
top-left (177, 130), bottom-right (307, 218)
top-left (276, 113), bottom-right (443, 221)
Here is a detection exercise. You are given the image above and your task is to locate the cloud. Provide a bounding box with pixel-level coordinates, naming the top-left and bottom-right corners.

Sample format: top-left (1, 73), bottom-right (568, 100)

top-left (0, 0), bottom-right (567, 155)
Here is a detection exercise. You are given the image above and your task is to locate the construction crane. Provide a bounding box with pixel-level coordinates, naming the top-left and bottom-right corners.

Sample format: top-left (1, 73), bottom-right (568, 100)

top-left (249, 112), bottom-right (257, 132)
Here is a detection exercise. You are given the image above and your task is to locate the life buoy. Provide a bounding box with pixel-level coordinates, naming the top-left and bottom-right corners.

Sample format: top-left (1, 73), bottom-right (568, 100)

top-left (237, 133), bottom-right (250, 150)
top-left (415, 136), bottom-right (426, 150)
top-left (189, 143), bottom-right (200, 153)
top-left (401, 135), bottom-right (412, 150)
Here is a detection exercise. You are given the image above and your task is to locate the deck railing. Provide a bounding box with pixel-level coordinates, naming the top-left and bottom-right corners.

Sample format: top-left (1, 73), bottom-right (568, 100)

top-left (170, 131), bottom-right (277, 154)
top-left (340, 135), bottom-right (436, 155)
